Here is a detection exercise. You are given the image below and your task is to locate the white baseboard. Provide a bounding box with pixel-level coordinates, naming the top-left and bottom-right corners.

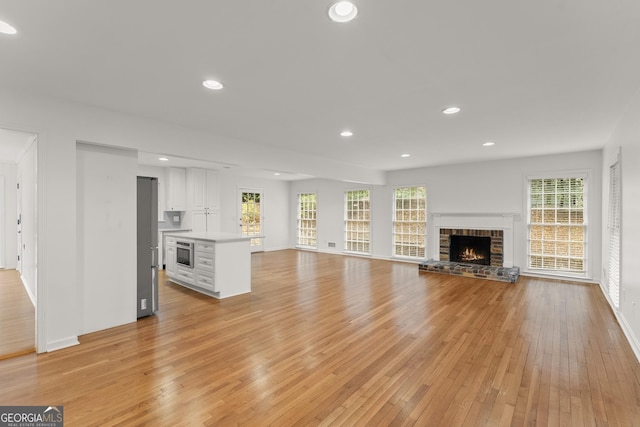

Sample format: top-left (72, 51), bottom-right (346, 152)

top-left (519, 271), bottom-right (600, 285)
top-left (299, 247), bottom-right (419, 264)
top-left (19, 274), bottom-right (36, 307)
top-left (47, 336), bottom-right (80, 352)
top-left (618, 313), bottom-right (640, 364)
top-left (598, 281), bottom-right (640, 364)
top-left (311, 247), bottom-right (340, 255)
top-left (263, 245), bottom-right (292, 252)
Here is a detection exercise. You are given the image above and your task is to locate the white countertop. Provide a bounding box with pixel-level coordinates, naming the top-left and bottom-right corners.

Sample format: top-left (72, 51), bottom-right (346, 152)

top-left (164, 232), bottom-right (257, 242)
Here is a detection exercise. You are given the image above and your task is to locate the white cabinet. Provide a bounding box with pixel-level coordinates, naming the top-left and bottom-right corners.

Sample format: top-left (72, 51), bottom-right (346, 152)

top-left (159, 230), bottom-right (191, 269)
top-left (191, 168), bottom-right (219, 210)
top-left (175, 266), bottom-right (195, 284)
top-left (165, 235), bottom-right (177, 275)
top-left (192, 209), bottom-right (219, 233)
top-left (167, 167), bottom-right (186, 211)
top-left (195, 270), bottom-right (215, 290)
top-left (188, 168), bottom-right (219, 232)
top-left (194, 240), bottom-right (215, 291)
top-left (158, 178), bottom-right (166, 219)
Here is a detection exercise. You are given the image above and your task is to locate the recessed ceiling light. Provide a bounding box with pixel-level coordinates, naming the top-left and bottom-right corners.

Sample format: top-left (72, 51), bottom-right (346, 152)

top-left (274, 172), bottom-right (281, 176)
top-left (159, 157), bottom-right (169, 161)
top-left (203, 80), bottom-right (223, 90)
top-left (340, 130), bottom-right (353, 137)
top-left (442, 106), bottom-right (461, 115)
top-left (0, 20), bottom-right (17, 35)
top-left (401, 154), bottom-right (411, 158)
top-left (328, 1), bottom-right (358, 23)
top-left (483, 142), bottom-right (495, 147)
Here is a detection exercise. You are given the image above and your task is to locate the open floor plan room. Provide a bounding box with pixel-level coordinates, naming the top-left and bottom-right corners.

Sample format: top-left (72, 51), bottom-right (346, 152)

top-left (1, 250), bottom-right (639, 426)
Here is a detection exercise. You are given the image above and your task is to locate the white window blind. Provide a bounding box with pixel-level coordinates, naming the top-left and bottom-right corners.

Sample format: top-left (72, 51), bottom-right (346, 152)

top-left (608, 161), bottom-right (621, 307)
top-left (528, 176), bottom-right (586, 274)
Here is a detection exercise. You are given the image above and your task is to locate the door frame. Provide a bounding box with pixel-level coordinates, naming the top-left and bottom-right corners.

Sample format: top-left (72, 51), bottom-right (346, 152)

top-left (0, 175), bottom-right (5, 269)
top-left (238, 187), bottom-right (264, 252)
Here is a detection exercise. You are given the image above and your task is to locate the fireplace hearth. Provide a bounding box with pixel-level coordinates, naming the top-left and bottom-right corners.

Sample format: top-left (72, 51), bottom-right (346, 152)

top-left (426, 214), bottom-right (517, 281)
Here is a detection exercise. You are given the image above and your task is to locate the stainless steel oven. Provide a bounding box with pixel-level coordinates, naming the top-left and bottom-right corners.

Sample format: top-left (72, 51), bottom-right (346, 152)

top-left (176, 240), bottom-right (194, 268)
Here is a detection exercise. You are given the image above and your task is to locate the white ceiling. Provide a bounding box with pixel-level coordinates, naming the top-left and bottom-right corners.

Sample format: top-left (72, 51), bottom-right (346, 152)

top-left (1, 1), bottom-right (640, 178)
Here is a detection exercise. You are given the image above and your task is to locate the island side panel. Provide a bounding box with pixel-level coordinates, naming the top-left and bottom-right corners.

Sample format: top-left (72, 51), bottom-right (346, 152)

top-left (215, 239), bottom-right (251, 298)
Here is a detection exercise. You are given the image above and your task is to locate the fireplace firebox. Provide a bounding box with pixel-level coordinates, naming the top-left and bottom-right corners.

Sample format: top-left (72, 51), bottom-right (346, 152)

top-left (439, 228), bottom-right (504, 267)
top-left (449, 235), bottom-right (491, 266)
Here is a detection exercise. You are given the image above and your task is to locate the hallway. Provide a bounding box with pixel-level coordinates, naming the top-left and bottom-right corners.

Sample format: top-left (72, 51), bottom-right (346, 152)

top-left (0, 269), bottom-right (35, 360)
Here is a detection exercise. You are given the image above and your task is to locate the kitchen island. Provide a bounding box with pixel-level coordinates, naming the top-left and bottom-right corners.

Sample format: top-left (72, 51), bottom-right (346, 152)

top-left (164, 232), bottom-right (252, 299)
top-left (159, 227), bottom-right (191, 269)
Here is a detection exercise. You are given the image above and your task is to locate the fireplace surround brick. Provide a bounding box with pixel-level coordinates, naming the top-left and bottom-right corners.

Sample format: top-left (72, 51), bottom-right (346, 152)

top-left (439, 228), bottom-right (504, 267)
top-left (422, 227), bottom-right (519, 283)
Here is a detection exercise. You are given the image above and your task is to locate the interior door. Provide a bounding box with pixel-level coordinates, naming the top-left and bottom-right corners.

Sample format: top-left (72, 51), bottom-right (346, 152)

top-left (239, 189), bottom-right (264, 252)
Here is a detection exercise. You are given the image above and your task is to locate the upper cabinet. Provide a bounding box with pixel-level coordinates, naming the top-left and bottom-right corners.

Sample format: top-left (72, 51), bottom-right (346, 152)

top-left (190, 168), bottom-right (219, 210)
top-left (166, 167), bottom-right (186, 211)
top-left (187, 168), bottom-right (220, 233)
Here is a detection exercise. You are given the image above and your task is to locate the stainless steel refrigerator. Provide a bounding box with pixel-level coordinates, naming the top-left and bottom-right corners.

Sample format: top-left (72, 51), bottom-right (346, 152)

top-left (137, 176), bottom-right (159, 318)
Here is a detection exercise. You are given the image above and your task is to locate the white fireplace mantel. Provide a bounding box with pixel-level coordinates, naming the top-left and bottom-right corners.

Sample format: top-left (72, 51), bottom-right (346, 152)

top-left (429, 212), bottom-right (519, 267)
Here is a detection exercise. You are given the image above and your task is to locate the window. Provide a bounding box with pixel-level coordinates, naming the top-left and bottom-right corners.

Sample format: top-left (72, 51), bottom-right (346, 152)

top-left (393, 186), bottom-right (426, 258)
top-left (297, 193), bottom-right (317, 248)
top-left (608, 161), bottom-right (621, 307)
top-left (528, 176), bottom-right (586, 275)
top-left (241, 191), bottom-right (263, 248)
top-left (345, 190), bottom-right (370, 254)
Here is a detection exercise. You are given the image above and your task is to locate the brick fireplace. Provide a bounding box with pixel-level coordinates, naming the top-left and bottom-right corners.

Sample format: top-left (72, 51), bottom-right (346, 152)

top-left (421, 213), bottom-right (519, 282)
top-left (429, 212), bottom-right (516, 268)
top-left (439, 228), bottom-right (504, 267)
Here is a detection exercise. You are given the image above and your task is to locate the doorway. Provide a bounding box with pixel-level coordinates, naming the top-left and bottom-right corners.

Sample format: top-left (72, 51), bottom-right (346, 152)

top-left (0, 128), bottom-right (37, 358)
top-left (239, 189), bottom-right (264, 252)
top-left (0, 176), bottom-right (4, 269)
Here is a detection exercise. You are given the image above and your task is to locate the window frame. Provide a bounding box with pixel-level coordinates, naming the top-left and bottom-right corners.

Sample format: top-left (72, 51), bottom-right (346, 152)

top-left (344, 189), bottom-right (371, 255)
top-left (525, 170), bottom-right (589, 279)
top-left (296, 192), bottom-right (317, 249)
top-left (392, 185), bottom-right (427, 260)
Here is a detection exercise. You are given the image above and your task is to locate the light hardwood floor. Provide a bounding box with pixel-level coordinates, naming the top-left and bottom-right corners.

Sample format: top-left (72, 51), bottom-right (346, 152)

top-left (0, 269), bottom-right (35, 360)
top-left (1, 250), bottom-right (640, 426)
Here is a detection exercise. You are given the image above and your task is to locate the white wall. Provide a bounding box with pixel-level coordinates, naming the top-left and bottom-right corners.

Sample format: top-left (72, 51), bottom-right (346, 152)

top-left (0, 162), bottom-right (18, 269)
top-left (16, 141), bottom-right (37, 301)
top-left (291, 150), bottom-right (603, 281)
top-left (389, 151), bottom-right (603, 279)
top-left (602, 86), bottom-right (640, 360)
top-left (137, 164), bottom-right (166, 182)
top-left (219, 171), bottom-right (290, 251)
top-left (77, 143), bottom-right (137, 335)
top-left (289, 179), bottom-right (385, 256)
